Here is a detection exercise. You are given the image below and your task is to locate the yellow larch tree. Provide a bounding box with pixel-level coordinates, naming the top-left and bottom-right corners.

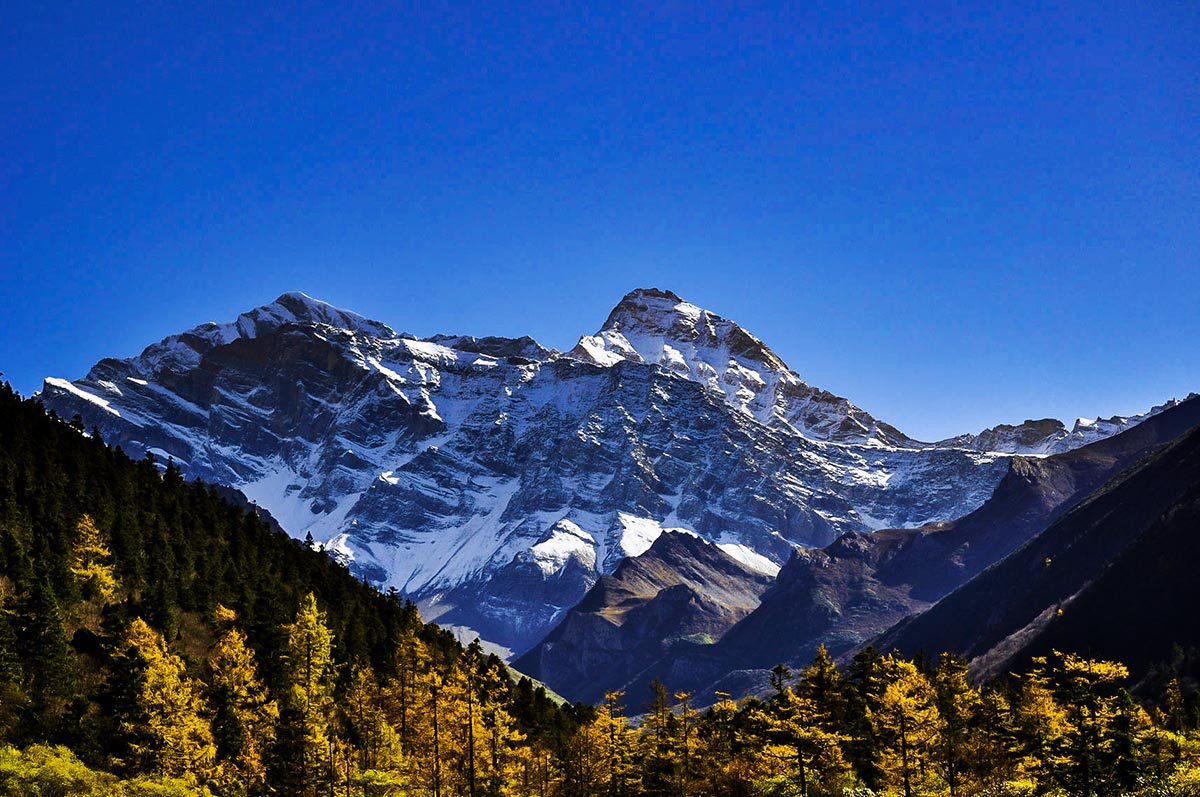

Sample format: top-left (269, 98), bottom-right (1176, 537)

top-left (208, 605), bottom-right (277, 796)
top-left (69, 514), bottom-right (118, 604)
top-left (870, 655), bottom-right (941, 797)
top-left (280, 592), bottom-right (337, 797)
top-left (119, 617), bottom-right (215, 781)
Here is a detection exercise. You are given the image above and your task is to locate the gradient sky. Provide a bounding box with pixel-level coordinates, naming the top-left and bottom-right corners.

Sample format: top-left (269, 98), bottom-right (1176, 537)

top-left (3, 1), bottom-right (1197, 441)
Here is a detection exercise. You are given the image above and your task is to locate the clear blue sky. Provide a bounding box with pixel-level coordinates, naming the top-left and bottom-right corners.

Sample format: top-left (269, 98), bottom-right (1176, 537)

top-left (3, 1), bottom-right (1197, 441)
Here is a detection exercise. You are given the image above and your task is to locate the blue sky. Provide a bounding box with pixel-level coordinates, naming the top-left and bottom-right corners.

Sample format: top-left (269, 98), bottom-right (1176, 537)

top-left (2, 1), bottom-right (1197, 441)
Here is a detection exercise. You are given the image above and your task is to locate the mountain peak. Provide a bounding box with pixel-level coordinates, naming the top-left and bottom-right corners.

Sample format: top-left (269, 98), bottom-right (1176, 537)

top-left (601, 287), bottom-right (687, 329)
top-left (567, 288), bottom-right (910, 445)
top-left (581, 288), bottom-right (789, 372)
top-left (257, 292), bottom-right (396, 339)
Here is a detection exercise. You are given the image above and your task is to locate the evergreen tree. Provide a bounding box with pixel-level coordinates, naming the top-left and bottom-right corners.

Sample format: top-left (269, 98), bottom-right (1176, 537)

top-left (18, 577), bottom-right (78, 741)
top-left (932, 652), bottom-right (979, 797)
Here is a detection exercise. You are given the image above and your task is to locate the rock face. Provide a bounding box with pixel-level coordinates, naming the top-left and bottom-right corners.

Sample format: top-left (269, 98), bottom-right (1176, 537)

top-left (38, 288), bottom-right (1166, 654)
top-left (877, 414), bottom-right (1200, 685)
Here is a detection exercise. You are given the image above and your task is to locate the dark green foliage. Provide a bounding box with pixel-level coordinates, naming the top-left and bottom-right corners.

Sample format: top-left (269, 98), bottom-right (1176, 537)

top-left (0, 384), bottom-right (566, 763)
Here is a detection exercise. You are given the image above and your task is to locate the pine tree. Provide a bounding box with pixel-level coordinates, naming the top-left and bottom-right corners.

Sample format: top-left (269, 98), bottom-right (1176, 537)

top-left (642, 679), bottom-right (676, 797)
top-left (844, 645), bottom-right (886, 789)
top-left (798, 644), bottom-right (847, 732)
top-left (932, 652), bottom-right (980, 797)
top-left (19, 576), bottom-right (78, 741)
top-left (0, 601), bottom-right (29, 744)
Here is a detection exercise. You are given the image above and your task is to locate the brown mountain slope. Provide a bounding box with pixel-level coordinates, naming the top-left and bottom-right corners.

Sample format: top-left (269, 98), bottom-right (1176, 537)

top-left (513, 531), bottom-right (774, 704)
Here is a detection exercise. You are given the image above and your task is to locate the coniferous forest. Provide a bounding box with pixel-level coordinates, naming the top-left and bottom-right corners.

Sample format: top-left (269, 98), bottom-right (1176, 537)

top-left (2, 382), bottom-right (1200, 797)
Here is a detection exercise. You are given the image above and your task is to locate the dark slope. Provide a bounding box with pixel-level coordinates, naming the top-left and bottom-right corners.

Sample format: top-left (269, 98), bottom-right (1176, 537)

top-left (877, 419), bottom-right (1200, 684)
top-left (0, 383), bottom-right (463, 687)
top-left (514, 531), bottom-right (773, 704)
top-left (673, 396), bottom-right (1200, 696)
top-left (878, 393), bottom-right (1200, 599)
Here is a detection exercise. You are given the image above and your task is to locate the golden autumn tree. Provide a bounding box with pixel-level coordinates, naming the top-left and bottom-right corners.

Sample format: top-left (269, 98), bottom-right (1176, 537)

top-left (343, 664), bottom-right (406, 791)
top-left (386, 623), bottom-right (431, 757)
top-left (597, 690), bottom-right (640, 797)
top-left (69, 514), bottom-right (117, 603)
top-left (280, 592), bottom-right (337, 797)
top-left (870, 655), bottom-right (941, 797)
top-left (118, 617), bottom-right (215, 781)
top-left (1047, 651), bottom-right (1130, 797)
top-left (208, 605), bottom-right (278, 796)
top-left (480, 665), bottom-right (525, 797)
top-left (749, 687), bottom-right (851, 797)
top-left (1013, 657), bottom-right (1071, 786)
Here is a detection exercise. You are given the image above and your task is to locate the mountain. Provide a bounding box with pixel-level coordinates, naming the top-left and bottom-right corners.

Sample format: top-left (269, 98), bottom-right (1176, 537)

top-left (0, 382), bottom-right (579, 792)
top-left (568, 288), bottom-right (912, 446)
top-left (558, 394), bottom-right (1200, 704)
top-left (938, 400), bottom-right (1184, 455)
top-left (875, 413), bottom-right (1200, 685)
top-left (38, 289), bottom-right (1166, 653)
top-left (512, 530), bottom-right (776, 704)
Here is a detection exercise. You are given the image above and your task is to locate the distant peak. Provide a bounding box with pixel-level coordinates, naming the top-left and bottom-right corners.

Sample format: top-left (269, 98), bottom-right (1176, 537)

top-left (254, 292), bottom-right (396, 339)
top-left (601, 287), bottom-right (691, 332)
top-left (622, 286), bottom-right (685, 303)
top-left (591, 287), bottom-right (788, 374)
top-left (266, 291), bottom-right (346, 321)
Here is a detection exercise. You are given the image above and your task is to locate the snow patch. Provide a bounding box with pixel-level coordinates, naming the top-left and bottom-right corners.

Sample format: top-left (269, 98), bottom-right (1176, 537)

top-left (44, 378), bottom-right (122, 417)
top-left (529, 520), bottom-right (597, 576)
top-left (717, 543), bottom-right (782, 577)
top-left (616, 513), bottom-right (693, 558)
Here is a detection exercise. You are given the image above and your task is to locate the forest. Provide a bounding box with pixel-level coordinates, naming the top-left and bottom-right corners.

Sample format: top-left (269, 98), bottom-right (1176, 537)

top-left (1, 382), bottom-right (1199, 797)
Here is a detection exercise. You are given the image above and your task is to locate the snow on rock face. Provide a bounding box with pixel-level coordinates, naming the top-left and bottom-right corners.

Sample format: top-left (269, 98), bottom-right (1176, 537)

top-left (569, 288), bottom-right (911, 447)
top-left (38, 288), bottom-right (1170, 654)
top-left (529, 520), bottom-right (597, 576)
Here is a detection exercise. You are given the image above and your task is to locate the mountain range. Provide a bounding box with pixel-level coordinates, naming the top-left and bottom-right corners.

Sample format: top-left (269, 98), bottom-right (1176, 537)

top-left (520, 393), bottom-right (1199, 702)
top-left (39, 288), bottom-right (1191, 678)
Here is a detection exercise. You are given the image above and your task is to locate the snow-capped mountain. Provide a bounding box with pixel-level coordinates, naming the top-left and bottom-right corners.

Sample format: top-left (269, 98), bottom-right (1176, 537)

top-left (38, 289), bottom-right (1169, 653)
top-left (569, 289), bottom-right (911, 447)
top-left (937, 400), bottom-right (1190, 456)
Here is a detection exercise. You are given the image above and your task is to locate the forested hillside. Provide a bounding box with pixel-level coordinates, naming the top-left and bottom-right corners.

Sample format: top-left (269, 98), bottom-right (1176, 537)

top-left (3, 382), bottom-right (1200, 796)
top-left (0, 384), bottom-right (581, 795)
